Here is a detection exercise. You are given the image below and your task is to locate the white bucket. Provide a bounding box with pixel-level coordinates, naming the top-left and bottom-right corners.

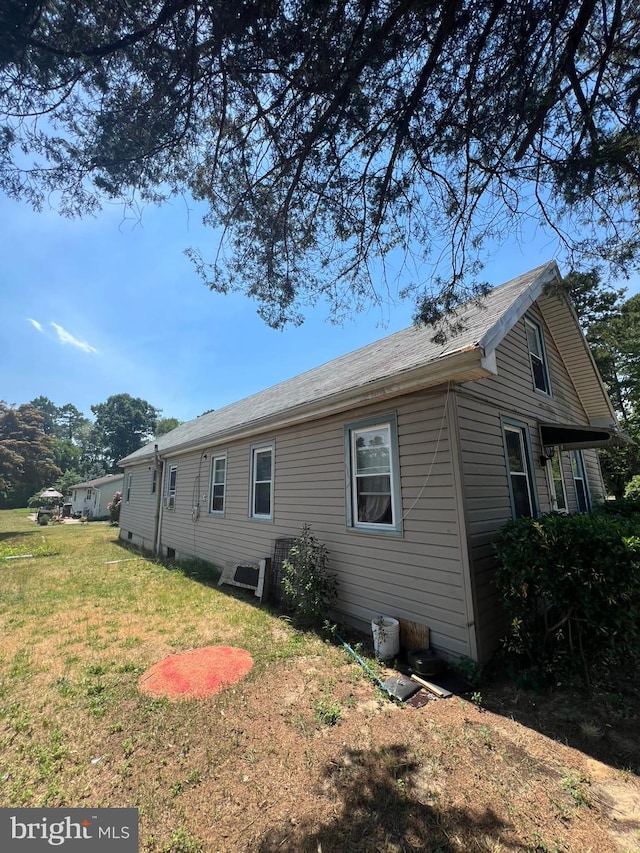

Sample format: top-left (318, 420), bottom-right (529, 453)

top-left (371, 617), bottom-right (400, 660)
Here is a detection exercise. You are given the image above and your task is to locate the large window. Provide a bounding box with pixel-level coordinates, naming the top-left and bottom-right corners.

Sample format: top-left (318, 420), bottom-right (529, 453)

top-left (547, 453), bottom-right (567, 512)
top-left (570, 450), bottom-right (590, 512)
top-left (503, 422), bottom-right (536, 519)
top-left (165, 464), bottom-right (177, 509)
top-left (250, 444), bottom-right (273, 519)
top-left (525, 316), bottom-right (551, 395)
top-left (209, 454), bottom-right (227, 515)
top-left (346, 416), bottom-right (402, 533)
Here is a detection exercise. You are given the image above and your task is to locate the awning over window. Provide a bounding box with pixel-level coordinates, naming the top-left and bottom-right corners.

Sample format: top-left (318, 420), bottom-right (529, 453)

top-left (539, 422), bottom-right (633, 451)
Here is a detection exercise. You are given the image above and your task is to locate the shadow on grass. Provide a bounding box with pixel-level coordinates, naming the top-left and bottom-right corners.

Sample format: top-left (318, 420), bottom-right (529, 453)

top-left (480, 664), bottom-right (640, 776)
top-left (256, 744), bottom-right (526, 853)
top-left (0, 531), bottom-right (38, 542)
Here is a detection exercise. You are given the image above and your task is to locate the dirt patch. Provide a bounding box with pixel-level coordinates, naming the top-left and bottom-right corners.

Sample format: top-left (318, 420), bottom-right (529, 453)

top-left (138, 646), bottom-right (254, 699)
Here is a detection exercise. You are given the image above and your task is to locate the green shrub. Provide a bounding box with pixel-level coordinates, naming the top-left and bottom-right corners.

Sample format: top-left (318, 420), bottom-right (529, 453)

top-left (494, 512), bottom-right (640, 684)
top-left (623, 476), bottom-right (640, 502)
top-left (282, 524), bottom-right (338, 630)
top-left (107, 490), bottom-right (122, 525)
top-left (593, 495), bottom-right (640, 518)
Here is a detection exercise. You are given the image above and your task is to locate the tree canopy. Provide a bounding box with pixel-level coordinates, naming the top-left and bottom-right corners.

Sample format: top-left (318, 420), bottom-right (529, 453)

top-left (91, 394), bottom-right (159, 470)
top-left (2, 1), bottom-right (639, 327)
top-left (0, 401), bottom-right (61, 508)
top-left (563, 269), bottom-right (640, 496)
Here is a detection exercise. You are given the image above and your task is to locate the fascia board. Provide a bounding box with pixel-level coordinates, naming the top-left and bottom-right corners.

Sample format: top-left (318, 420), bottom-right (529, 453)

top-left (476, 261), bottom-right (561, 358)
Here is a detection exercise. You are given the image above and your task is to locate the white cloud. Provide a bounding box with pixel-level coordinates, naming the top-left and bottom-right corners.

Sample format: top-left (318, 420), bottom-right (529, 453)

top-left (50, 322), bottom-right (98, 354)
top-left (27, 317), bottom-right (43, 332)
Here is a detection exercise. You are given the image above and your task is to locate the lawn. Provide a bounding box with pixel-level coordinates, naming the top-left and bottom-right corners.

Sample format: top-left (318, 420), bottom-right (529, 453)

top-left (1, 510), bottom-right (639, 852)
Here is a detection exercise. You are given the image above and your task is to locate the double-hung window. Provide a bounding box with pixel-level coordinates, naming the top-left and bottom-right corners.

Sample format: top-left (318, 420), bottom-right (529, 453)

top-left (570, 450), bottom-right (590, 512)
top-left (503, 421), bottom-right (536, 518)
top-left (547, 454), bottom-right (567, 512)
top-left (346, 416), bottom-right (402, 533)
top-left (126, 473), bottom-right (132, 503)
top-left (210, 454), bottom-right (227, 515)
top-left (151, 468), bottom-right (157, 494)
top-left (165, 464), bottom-right (177, 509)
top-left (525, 316), bottom-right (551, 395)
top-left (250, 444), bottom-right (273, 519)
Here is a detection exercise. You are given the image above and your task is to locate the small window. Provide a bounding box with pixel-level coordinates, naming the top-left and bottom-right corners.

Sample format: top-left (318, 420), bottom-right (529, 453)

top-left (525, 316), bottom-right (551, 395)
top-left (250, 445), bottom-right (273, 519)
top-left (86, 488), bottom-right (92, 498)
top-left (151, 468), bottom-right (157, 494)
top-left (165, 464), bottom-right (177, 509)
top-left (503, 422), bottom-right (536, 519)
top-left (346, 416), bottom-right (402, 533)
top-left (126, 473), bottom-right (132, 503)
top-left (547, 453), bottom-right (567, 512)
top-left (209, 454), bottom-right (227, 515)
top-left (570, 450), bottom-right (590, 512)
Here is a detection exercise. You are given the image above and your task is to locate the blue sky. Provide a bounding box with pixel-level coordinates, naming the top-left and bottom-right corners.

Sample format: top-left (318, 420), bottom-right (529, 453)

top-left (2, 190), bottom-right (638, 425)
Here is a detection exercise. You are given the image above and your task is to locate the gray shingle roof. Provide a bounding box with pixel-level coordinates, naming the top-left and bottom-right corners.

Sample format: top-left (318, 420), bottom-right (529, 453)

top-left (120, 261), bottom-right (558, 465)
top-left (71, 474), bottom-right (124, 490)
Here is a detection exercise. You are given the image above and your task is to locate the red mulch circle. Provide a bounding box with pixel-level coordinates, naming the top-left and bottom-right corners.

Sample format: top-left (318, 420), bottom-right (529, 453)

top-left (138, 646), bottom-right (254, 700)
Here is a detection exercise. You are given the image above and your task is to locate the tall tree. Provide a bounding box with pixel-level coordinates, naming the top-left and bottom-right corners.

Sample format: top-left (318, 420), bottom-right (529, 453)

top-left (56, 403), bottom-right (90, 442)
top-left (91, 394), bottom-right (159, 471)
top-left (2, 2), bottom-right (639, 329)
top-left (563, 270), bottom-right (640, 496)
top-left (155, 417), bottom-right (182, 437)
top-left (0, 402), bottom-right (61, 508)
top-left (29, 396), bottom-right (59, 435)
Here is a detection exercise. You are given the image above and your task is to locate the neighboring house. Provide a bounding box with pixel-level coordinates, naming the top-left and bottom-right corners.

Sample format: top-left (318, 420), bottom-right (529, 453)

top-left (70, 474), bottom-right (124, 519)
top-left (118, 262), bottom-right (627, 662)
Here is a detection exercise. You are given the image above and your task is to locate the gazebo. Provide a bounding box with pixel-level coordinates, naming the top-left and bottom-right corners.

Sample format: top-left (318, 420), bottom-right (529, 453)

top-left (37, 488), bottom-right (64, 523)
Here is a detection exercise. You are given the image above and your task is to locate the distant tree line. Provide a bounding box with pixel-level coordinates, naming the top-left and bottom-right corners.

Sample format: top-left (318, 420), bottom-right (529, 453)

top-left (0, 394), bottom-right (181, 509)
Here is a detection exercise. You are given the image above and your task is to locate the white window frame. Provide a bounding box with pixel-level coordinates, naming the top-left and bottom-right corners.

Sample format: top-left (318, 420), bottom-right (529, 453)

top-left (546, 453), bottom-right (567, 513)
top-left (250, 443), bottom-right (273, 520)
top-left (209, 453), bottom-right (227, 516)
top-left (86, 488), bottom-right (92, 499)
top-left (570, 450), bottom-right (591, 512)
top-left (524, 315), bottom-right (552, 396)
top-left (165, 464), bottom-right (177, 509)
top-left (126, 473), bottom-right (132, 503)
top-left (345, 414), bottom-right (402, 534)
top-left (151, 468), bottom-right (157, 494)
top-left (502, 420), bottom-right (537, 519)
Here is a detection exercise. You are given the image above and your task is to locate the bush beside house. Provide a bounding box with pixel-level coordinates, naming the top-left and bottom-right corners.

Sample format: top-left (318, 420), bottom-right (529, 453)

top-left (494, 507), bottom-right (640, 685)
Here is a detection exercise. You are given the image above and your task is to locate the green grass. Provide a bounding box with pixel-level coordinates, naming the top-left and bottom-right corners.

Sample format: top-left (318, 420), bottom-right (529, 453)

top-left (0, 510), bottom-right (317, 841)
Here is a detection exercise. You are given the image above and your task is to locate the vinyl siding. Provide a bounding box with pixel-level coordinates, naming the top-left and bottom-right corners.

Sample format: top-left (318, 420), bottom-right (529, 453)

top-left (119, 463), bottom-right (159, 550)
top-left (457, 303), bottom-right (607, 660)
top-left (131, 390), bottom-right (472, 658)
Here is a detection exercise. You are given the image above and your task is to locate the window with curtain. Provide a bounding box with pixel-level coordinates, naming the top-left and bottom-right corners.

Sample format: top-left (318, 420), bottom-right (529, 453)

top-left (346, 417), bottom-right (401, 532)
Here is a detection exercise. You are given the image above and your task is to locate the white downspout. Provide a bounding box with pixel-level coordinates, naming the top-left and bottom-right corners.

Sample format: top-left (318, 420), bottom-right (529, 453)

top-left (153, 445), bottom-right (165, 556)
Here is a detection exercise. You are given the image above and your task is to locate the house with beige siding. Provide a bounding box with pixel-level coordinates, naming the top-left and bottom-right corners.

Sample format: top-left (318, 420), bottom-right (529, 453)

top-left (118, 261), bottom-right (626, 662)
